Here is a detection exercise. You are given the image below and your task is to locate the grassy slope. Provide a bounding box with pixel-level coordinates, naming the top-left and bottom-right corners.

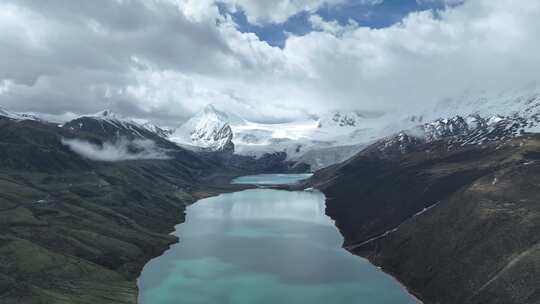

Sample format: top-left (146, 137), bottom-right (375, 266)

top-left (0, 162), bottom-right (244, 304)
top-left (0, 118), bottom-right (245, 303)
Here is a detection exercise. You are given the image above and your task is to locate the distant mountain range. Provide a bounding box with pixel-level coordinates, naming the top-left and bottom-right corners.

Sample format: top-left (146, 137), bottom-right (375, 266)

top-left (169, 104), bottom-right (393, 169)
top-left (169, 85), bottom-right (540, 169)
top-left (3, 84), bottom-right (540, 172)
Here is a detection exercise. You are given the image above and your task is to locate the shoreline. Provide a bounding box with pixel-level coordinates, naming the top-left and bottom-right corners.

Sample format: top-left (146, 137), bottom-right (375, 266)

top-left (352, 252), bottom-right (425, 304)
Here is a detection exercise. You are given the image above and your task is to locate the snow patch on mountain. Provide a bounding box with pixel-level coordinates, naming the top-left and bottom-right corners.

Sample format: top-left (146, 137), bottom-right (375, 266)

top-left (376, 113), bottom-right (535, 156)
top-left (420, 84), bottom-right (540, 124)
top-left (364, 84), bottom-right (540, 156)
top-left (231, 110), bottom-right (396, 159)
top-left (63, 110), bottom-right (175, 145)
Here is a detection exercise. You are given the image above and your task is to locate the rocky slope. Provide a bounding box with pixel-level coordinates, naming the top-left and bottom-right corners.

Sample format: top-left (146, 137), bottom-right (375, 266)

top-left (309, 119), bottom-right (540, 304)
top-left (0, 114), bottom-right (248, 304)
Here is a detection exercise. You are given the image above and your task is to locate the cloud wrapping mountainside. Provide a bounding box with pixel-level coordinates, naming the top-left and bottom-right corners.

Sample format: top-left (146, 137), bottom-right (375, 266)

top-left (62, 138), bottom-right (171, 162)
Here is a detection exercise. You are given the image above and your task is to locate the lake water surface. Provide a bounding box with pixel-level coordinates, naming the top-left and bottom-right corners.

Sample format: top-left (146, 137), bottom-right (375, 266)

top-left (138, 174), bottom-right (418, 304)
top-left (231, 173), bottom-right (313, 185)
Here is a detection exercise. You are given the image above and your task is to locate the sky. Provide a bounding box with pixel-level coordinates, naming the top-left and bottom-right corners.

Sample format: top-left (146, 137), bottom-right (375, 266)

top-left (0, 0), bottom-right (539, 125)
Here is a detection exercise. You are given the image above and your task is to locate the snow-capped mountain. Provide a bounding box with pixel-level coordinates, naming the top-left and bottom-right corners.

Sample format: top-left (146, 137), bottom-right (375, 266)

top-left (62, 110), bottom-right (177, 148)
top-left (171, 84), bottom-right (540, 170)
top-left (170, 105), bottom-right (235, 152)
top-left (373, 113), bottom-right (534, 157)
top-left (230, 109), bottom-right (403, 165)
top-left (228, 112), bottom-right (383, 165)
top-left (8, 83), bottom-right (540, 171)
top-left (417, 83), bottom-right (540, 123)
top-left (345, 84), bottom-right (540, 158)
top-left (0, 107), bottom-right (41, 121)
top-left (169, 105), bottom-right (397, 168)
top-left (0, 106), bottom-right (176, 142)
top-left (139, 122), bottom-right (174, 138)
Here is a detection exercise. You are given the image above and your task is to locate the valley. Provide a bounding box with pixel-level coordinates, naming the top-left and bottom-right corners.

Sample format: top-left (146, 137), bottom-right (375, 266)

top-left (2, 85), bottom-right (540, 304)
top-left (2, 1), bottom-right (540, 303)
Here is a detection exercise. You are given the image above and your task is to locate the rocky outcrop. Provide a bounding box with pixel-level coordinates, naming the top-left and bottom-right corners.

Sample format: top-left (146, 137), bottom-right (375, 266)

top-left (190, 121), bottom-right (235, 153)
top-left (374, 114), bottom-right (533, 157)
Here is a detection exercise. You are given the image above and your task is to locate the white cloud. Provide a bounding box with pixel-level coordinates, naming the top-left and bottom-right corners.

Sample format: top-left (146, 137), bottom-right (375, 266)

top-left (309, 14), bottom-right (359, 35)
top-left (220, 0), bottom-right (540, 115)
top-left (62, 138), bottom-right (171, 162)
top-left (1, 0), bottom-right (540, 125)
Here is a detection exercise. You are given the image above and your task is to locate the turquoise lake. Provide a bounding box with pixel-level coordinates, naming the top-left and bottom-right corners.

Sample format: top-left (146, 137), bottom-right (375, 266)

top-left (137, 174), bottom-right (418, 304)
top-left (231, 173), bottom-right (313, 185)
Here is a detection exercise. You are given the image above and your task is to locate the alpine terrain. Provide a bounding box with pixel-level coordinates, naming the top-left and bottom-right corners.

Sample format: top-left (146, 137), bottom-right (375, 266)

top-left (2, 1), bottom-right (540, 304)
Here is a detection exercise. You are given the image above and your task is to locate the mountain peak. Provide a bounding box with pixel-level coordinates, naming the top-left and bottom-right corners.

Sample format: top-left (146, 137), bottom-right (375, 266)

top-left (195, 104), bottom-right (246, 126)
top-left (169, 104), bottom-right (236, 152)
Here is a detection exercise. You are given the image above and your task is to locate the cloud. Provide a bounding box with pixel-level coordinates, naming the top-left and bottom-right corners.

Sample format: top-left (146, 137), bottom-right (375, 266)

top-left (0, 0), bottom-right (539, 126)
top-left (0, 0), bottom-right (231, 123)
top-left (62, 138), bottom-right (171, 162)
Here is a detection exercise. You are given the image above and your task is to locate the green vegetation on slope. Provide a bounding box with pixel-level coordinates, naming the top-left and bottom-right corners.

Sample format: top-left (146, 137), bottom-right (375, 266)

top-left (0, 117), bottom-right (245, 303)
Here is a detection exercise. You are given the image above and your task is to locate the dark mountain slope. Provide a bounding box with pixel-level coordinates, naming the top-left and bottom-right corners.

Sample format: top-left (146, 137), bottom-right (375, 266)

top-left (205, 151), bottom-right (310, 174)
top-left (0, 117), bottom-right (245, 304)
top-left (309, 133), bottom-right (540, 304)
top-left (0, 118), bottom-right (92, 172)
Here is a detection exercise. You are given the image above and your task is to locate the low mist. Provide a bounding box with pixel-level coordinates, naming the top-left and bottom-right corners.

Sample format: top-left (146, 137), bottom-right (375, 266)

top-left (62, 138), bottom-right (171, 162)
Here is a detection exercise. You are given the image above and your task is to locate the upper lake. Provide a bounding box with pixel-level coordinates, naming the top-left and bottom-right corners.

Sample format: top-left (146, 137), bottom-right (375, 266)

top-left (231, 173), bottom-right (313, 185)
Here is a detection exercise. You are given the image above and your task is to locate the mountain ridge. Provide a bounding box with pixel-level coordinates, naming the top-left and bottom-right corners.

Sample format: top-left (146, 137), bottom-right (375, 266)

top-left (306, 110), bottom-right (540, 304)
